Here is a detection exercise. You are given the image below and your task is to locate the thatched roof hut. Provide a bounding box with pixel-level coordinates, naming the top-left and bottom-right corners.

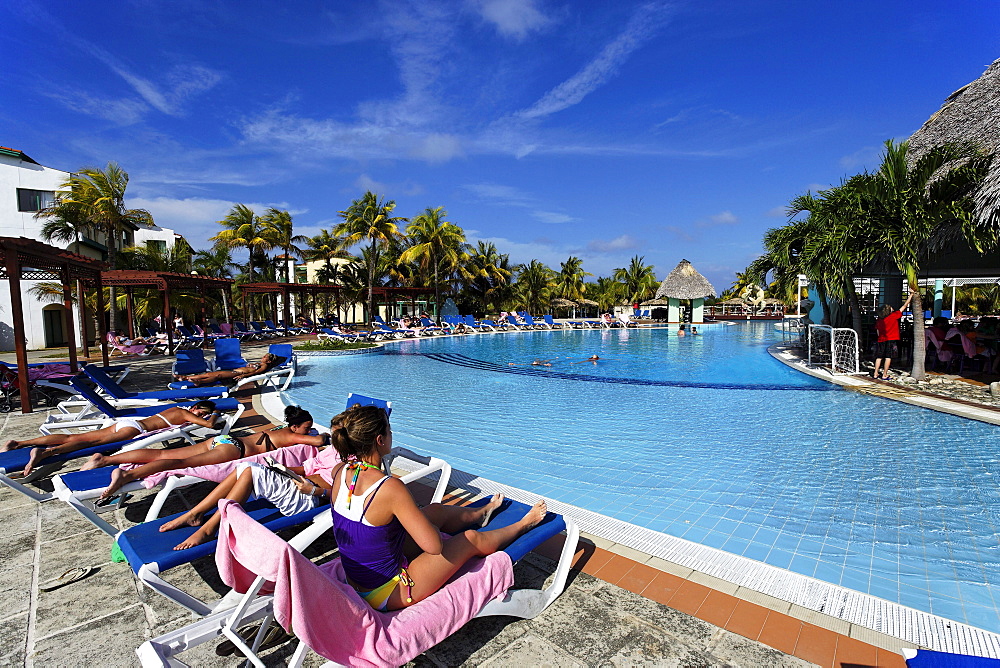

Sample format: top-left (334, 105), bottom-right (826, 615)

top-left (907, 58), bottom-right (1000, 226)
top-left (655, 260), bottom-right (716, 300)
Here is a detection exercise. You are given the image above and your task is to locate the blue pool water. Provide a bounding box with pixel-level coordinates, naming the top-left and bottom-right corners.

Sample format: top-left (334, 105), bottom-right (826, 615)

top-left (285, 323), bottom-right (1000, 632)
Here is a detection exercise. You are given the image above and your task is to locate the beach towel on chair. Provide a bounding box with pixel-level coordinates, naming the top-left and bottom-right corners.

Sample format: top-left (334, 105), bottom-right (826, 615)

top-left (216, 500), bottom-right (514, 667)
top-left (137, 444), bottom-right (321, 489)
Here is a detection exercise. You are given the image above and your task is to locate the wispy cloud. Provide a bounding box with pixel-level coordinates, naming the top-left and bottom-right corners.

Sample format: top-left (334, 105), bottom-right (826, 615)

top-left (696, 210), bottom-right (739, 228)
top-left (516, 2), bottom-right (673, 120)
top-left (468, 0), bottom-right (555, 40)
top-left (839, 145), bottom-right (882, 170)
top-left (665, 225), bottom-right (696, 242)
top-left (532, 211), bottom-right (575, 224)
top-left (588, 234), bottom-right (640, 253)
top-left (462, 183), bottom-right (537, 207)
top-left (765, 205), bottom-right (788, 218)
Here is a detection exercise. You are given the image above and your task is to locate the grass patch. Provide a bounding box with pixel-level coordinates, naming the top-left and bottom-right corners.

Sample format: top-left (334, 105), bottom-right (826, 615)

top-left (293, 340), bottom-right (376, 351)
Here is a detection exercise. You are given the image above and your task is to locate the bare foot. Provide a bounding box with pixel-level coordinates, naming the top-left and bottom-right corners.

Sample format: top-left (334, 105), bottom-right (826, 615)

top-left (480, 493), bottom-right (505, 527)
top-left (174, 528), bottom-right (212, 550)
top-left (80, 453), bottom-right (106, 471)
top-left (100, 468), bottom-right (126, 500)
top-left (0, 439), bottom-right (17, 452)
top-left (520, 500), bottom-right (547, 530)
top-left (159, 512), bottom-right (204, 532)
top-left (23, 447), bottom-right (46, 476)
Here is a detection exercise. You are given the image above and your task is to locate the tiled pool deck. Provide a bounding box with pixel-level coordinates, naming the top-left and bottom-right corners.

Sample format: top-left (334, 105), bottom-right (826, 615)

top-left (5, 335), bottom-right (998, 665)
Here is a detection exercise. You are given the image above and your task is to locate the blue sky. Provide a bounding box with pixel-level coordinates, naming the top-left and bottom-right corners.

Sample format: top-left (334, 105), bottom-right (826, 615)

top-left (3, 0), bottom-right (998, 291)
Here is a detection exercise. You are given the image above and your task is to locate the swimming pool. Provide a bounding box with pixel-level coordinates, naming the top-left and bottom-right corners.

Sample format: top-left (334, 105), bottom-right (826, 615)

top-left (284, 323), bottom-right (1000, 634)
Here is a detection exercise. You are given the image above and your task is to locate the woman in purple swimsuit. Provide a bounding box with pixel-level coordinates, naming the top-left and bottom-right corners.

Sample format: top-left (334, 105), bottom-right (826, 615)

top-left (321, 405), bottom-right (547, 611)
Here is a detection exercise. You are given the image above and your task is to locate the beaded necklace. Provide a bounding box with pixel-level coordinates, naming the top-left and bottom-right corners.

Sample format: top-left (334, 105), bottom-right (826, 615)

top-left (345, 459), bottom-right (382, 509)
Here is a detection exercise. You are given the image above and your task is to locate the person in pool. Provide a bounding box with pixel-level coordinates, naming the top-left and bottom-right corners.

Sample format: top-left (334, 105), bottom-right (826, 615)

top-left (2, 401), bottom-right (222, 476)
top-left (324, 404), bottom-right (546, 610)
top-left (83, 406), bottom-right (326, 500)
top-left (174, 353), bottom-right (283, 386)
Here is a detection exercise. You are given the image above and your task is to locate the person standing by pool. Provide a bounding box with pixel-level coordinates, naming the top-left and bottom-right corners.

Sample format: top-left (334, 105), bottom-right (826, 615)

top-left (873, 291), bottom-right (915, 381)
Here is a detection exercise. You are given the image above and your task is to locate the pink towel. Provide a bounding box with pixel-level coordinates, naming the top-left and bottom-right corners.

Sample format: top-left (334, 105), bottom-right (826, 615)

top-left (139, 444), bottom-right (321, 489)
top-left (28, 364), bottom-right (72, 380)
top-left (216, 500), bottom-right (514, 667)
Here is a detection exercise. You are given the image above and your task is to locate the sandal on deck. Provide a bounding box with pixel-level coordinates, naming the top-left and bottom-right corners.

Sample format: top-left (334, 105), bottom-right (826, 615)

top-left (40, 567), bottom-right (97, 592)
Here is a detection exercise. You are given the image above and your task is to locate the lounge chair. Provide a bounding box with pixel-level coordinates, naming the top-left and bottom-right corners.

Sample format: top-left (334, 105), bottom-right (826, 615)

top-left (478, 318), bottom-right (500, 331)
top-left (541, 314), bottom-right (562, 329)
top-left (505, 315), bottom-right (529, 331)
top-left (233, 343), bottom-right (296, 392)
top-left (373, 322), bottom-right (412, 338)
top-left (277, 320), bottom-right (303, 336)
top-left (137, 492), bottom-right (578, 666)
top-left (901, 648), bottom-right (1000, 667)
top-left (232, 322), bottom-right (259, 341)
top-left (617, 314), bottom-right (638, 328)
top-left (419, 317), bottom-right (444, 335)
top-left (0, 428), bottom-right (207, 503)
top-left (172, 349), bottom-right (211, 377)
top-left (214, 338), bottom-right (248, 371)
top-left (175, 326), bottom-right (206, 350)
top-left (461, 315), bottom-right (485, 331)
top-left (107, 332), bottom-right (154, 356)
top-left (317, 327), bottom-right (359, 343)
top-left (117, 395), bottom-right (449, 616)
top-left (264, 320), bottom-right (288, 337)
top-left (82, 364), bottom-right (229, 403)
top-left (522, 313), bottom-right (547, 329)
top-left (46, 378), bottom-right (244, 431)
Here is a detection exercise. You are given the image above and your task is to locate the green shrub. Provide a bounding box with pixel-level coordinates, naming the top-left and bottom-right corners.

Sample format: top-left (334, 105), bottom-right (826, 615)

top-left (293, 339), bottom-right (377, 351)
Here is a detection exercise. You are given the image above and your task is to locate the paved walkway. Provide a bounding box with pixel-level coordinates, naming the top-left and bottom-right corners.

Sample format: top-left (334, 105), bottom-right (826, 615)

top-left (0, 339), bottom-right (926, 666)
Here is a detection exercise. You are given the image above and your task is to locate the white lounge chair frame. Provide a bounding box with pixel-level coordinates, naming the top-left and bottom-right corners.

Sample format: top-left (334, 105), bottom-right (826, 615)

top-left (136, 468), bottom-right (578, 668)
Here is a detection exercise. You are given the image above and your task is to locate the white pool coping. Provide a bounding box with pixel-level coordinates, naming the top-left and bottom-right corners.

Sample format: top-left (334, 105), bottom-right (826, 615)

top-left (261, 349), bottom-right (1000, 657)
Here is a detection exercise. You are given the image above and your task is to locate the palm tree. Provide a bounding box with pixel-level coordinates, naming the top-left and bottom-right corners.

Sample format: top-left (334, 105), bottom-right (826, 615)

top-left (464, 242), bottom-right (512, 313)
top-left (513, 260), bottom-right (554, 314)
top-left (261, 208), bottom-right (309, 283)
top-left (399, 207), bottom-right (467, 320)
top-left (333, 192), bottom-right (406, 321)
top-left (613, 255), bottom-right (658, 305)
top-left (211, 204), bottom-right (274, 282)
top-left (855, 139), bottom-right (995, 379)
top-left (59, 162), bottom-right (153, 330)
top-left (554, 256), bottom-right (591, 302)
top-left (304, 230), bottom-right (351, 281)
top-left (589, 277), bottom-right (624, 313)
top-left (36, 198), bottom-right (92, 255)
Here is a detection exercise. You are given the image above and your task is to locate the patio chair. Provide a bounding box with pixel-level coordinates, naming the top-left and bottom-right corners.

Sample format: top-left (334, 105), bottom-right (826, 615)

top-left (617, 314), bottom-right (638, 328)
top-left (233, 343), bottom-right (297, 392)
top-left (117, 395), bottom-right (449, 617)
top-left (232, 322), bottom-right (259, 341)
top-left (542, 314), bottom-right (562, 329)
top-left (264, 320), bottom-right (288, 337)
top-left (137, 491), bottom-right (578, 667)
top-left (82, 364), bottom-right (229, 403)
top-left (317, 327), bottom-right (359, 343)
top-left (176, 326), bottom-right (206, 349)
top-left (419, 317), bottom-right (444, 334)
top-left (172, 349), bottom-right (211, 378)
top-left (53, 443), bottom-right (321, 538)
top-left (505, 315), bottom-right (529, 331)
top-left (277, 320), bottom-right (303, 336)
top-left (107, 332), bottom-right (154, 357)
top-left (214, 338), bottom-right (248, 371)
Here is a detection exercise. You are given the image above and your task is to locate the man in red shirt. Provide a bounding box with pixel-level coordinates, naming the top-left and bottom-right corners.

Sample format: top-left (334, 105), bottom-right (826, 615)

top-left (873, 291), bottom-right (915, 380)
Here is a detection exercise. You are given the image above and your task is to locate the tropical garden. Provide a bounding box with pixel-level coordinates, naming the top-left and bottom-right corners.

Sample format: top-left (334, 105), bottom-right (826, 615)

top-left (34, 163), bottom-right (667, 345)
top-left (736, 139), bottom-right (999, 379)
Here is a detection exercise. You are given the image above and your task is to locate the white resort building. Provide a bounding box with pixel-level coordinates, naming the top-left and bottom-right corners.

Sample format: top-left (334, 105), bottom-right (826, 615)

top-left (0, 146), bottom-right (181, 351)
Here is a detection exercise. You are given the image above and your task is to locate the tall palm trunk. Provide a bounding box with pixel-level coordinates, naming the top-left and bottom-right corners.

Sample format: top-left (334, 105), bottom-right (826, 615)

top-left (433, 252), bottom-right (440, 323)
top-left (844, 277), bottom-right (864, 340)
top-left (366, 241), bottom-right (377, 324)
top-left (107, 240), bottom-right (120, 331)
top-left (909, 288), bottom-right (927, 380)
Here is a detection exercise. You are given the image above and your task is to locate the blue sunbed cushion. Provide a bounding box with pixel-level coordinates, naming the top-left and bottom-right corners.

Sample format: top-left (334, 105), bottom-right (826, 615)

top-left (905, 650), bottom-right (1000, 667)
top-left (116, 497), bottom-right (327, 574)
top-left (56, 466), bottom-right (116, 492)
top-left (0, 440), bottom-right (132, 474)
top-left (466, 497), bottom-right (567, 564)
top-left (118, 396), bottom-right (240, 418)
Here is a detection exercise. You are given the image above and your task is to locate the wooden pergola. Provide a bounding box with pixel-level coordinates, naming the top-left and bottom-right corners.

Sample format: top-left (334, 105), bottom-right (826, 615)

top-left (0, 237), bottom-right (108, 413)
top-left (239, 282), bottom-right (344, 326)
top-left (238, 284), bottom-right (436, 326)
top-left (101, 270), bottom-right (235, 354)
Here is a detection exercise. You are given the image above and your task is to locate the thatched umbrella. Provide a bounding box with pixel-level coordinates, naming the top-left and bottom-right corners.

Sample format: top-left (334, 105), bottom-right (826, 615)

top-left (576, 298), bottom-right (598, 306)
top-left (640, 298), bottom-right (671, 306)
top-left (551, 298), bottom-right (576, 308)
top-left (655, 260), bottom-right (716, 323)
top-left (720, 297), bottom-right (746, 305)
top-left (908, 58), bottom-right (1000, 234)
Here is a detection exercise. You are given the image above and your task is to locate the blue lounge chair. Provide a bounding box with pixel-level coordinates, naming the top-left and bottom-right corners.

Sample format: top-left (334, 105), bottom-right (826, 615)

top-left (278, 319), bottom-right (303, 336)
top-left (83, 364), bottom-right (228, 402)
top-left (903, 649), bottom-right (1000, 667)
top-left (138, 485), bottom-right (579, 665)
top-left (505, 315), bottom-right (529, 330)
top-left (317, 327), bottom-right (359, 343)
top-left (172, 349), bottom-right (210, 377)
top-left (214, 338), bottom-right (247, 371)
top-left (264, 320), bottom-right (287, 337)
top-left (117, 394), bottom-right (451, 616)
top-left (419, 317), bottom-right (444, 335)
top-left (542, 314), bottom-right (562, 329)
top-left (232, 322), bottom-right (258, 341)
top-left (233, 343), bottom-right (297, 392)
top-left (461, 315), bottom-right (484, 330)
top-left (65, 377), bottom-right (244, 428)
top-left (479, 318), bottom-right (500, 331)
top-left (175, 326), bottom-right (205, 349)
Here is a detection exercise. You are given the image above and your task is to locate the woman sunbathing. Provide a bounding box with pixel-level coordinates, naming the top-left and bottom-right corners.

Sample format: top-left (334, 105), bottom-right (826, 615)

top-left (84, 406), bottom-right (325, 500)
top-left (174, 353), bottom-right (283, 386)
top-left (2, 402), bottom-right (221, 476)
top-left (324, 405), bottom-right (547, 609)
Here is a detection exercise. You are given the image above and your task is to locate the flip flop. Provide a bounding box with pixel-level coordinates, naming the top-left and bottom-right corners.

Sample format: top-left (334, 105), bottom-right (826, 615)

top-left (39, 567), bottom-right (97, 592)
